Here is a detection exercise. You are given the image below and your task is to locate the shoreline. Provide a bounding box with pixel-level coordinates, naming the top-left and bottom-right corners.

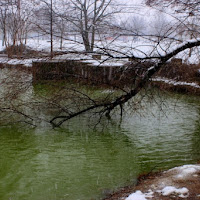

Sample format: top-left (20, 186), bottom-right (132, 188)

top-left (1, 59), bottom-right (200, 96)
top-left (103, 164), bottom-right (200, 200)
top-left (0, 49), bottom-right (200, 95)
top-left (151, 79), bottom-right (200, 95)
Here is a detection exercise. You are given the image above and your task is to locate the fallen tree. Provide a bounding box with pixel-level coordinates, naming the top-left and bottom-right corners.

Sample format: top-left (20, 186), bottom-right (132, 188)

top-left (50, 40), bottom-right (200, 127)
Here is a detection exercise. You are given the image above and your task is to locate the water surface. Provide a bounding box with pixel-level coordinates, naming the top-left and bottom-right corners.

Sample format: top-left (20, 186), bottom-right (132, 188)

top-left (0, 68), bottom-right (200, 200)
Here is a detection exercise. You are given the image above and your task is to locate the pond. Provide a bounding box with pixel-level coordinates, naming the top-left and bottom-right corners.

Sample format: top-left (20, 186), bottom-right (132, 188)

top-left (0, 68), bottom-right (200, 200)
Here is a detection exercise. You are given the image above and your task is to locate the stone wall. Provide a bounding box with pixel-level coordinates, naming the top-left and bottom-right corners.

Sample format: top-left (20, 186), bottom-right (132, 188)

top-left (32, 59), bottom-right (157, 87)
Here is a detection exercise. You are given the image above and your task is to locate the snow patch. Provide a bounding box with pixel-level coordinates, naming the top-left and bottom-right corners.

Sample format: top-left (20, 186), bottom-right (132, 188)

top-left (125, 190), bottom-right (154, 200)
top-left (152, 77), bottom-right (200, 89)
top-left (125, 191), bottom-right (147, 200)
top-left (159, 186), bottom-right (188, 197)
top-left (181, 167), bottom-right (197, 174)
top-left (175, 165), bottom-right (200, 172)
top-left (172, 165), bottom-right (200, 179)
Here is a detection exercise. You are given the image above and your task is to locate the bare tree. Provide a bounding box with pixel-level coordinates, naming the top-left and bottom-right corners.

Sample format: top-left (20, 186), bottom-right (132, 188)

top-left (0, 1), bottom-right (9, 46)
top-left (61, 0), bottom-right (121, 52)
top-left (0, 0), bottom-right (34, 52)
top-left (48, 0), bottom-right (200, 127)
top-left (32, 0), bottom-right (71, 57)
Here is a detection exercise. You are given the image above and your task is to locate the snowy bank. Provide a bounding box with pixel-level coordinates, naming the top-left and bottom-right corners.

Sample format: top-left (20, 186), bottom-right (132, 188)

top-left (105, 164), bottom-right (200, 200)
top-left (152, 77), bottom-right (200, 89)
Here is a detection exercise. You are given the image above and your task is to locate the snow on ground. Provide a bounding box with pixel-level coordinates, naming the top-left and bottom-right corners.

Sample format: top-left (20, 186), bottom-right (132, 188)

top-left (1, 0), bottom-right (200, 64)
top-left (0, 23), bottom-right (200, 68)
top-left (53, 53), bottom-right (129, 67)
top-left (0, 39), bottom-right (131, 67)
top-left (169, 164), bottom-right (200, 179)
top-left (152, 77), bottom-right (200, 89)
top-left (0, 57), bottom-right (43, 67)
top-left (1, 36), bottom-right (200, 62)
top-left (26, 39), bottom-right (86, 53)
top-left (125, 191), bottom-right (147, 200)
top-left (158, 186), bottom-right (189, 197)
top-left (125, 190), bottom-right (154, 200)
top-left (124, 164), bottom-right (200, 200)
top-left (0, 34), bottom-right (200, 68)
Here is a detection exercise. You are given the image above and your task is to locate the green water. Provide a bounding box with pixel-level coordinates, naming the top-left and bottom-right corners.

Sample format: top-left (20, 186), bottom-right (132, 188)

top-left (0, 68), bottom-right (200, 200)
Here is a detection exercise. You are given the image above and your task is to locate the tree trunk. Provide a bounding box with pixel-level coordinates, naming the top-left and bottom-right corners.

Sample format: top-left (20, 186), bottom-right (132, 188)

top-left (82, 31), bottom-right (91, 52)
top-left (50, 0), bottom-right (53, 59)
top-left (60, 30), bottom-right (63, 50)
top-left (91, 26), bottom-right (95, 52)
top-left (2, 30), bottom-right (6, 46)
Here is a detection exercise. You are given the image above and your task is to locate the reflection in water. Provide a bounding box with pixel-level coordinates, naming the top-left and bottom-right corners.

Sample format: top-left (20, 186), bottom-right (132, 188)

top-left (191, 118), bottom-right (200, 161)
top-left (122, 93), bottom-right (200, 170)
top-left (0, 68), bottom-right (33, 126)
top-left (0, 68), bottom-right (200, 200)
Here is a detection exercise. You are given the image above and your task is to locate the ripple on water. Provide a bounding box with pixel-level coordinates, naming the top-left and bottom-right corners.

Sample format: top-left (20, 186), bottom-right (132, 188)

top-left (0, 93), bottom-right (200, 200)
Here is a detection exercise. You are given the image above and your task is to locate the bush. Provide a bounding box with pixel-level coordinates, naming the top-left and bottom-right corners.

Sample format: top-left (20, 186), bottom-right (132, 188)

top-left (1, 44), bottom-right (38, 58)
top-left (156, 59), bottom-right (200, 83)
